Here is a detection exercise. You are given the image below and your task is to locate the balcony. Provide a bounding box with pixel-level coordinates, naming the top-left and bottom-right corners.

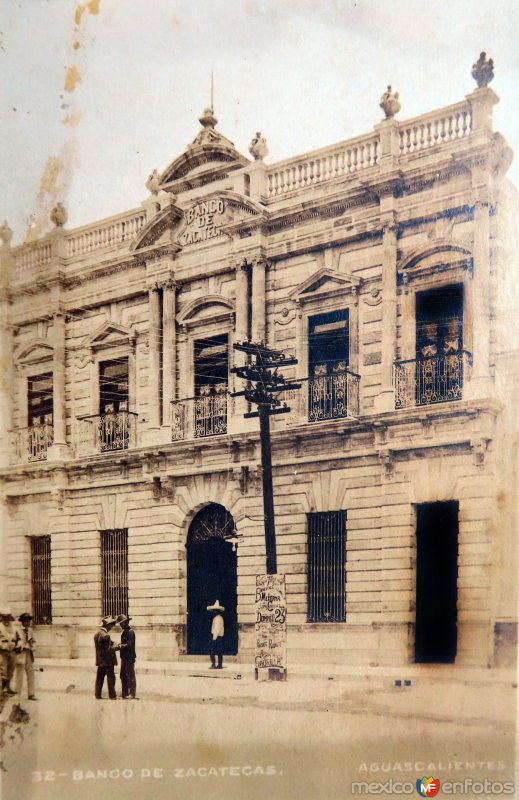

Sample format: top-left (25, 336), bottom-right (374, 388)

top-left (10, 423), bottom-right (54, 464)
top-left (171, 386), bottom-right (229, 441)
top-left (394, 351), bottom-right (472, 409)
top-left (76, 411), bottom-right (138, 455)
top-left (278, 371), bottom-right (360, 426)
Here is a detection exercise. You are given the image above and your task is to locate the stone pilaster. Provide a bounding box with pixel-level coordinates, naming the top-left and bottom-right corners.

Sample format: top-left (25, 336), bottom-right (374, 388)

top-left (233, 261), bottom-right (250, 423)
top-left (374, 117), bottom-right (400, 172)
top-left (0, 237), bottom-right (13, 468)
top-left (466, 195), bottom-right (493, 399)
top-left (177, 327), bottom-right (193, 438)
top-left (374, 220), bottom-right (398, 411)
top-left (148, 285), bottom-right (162, 429)
top-left (162, 279), bottom-right (177, 425)
top-left (466, 86), bottom-right (499, 139)
top-left (0, 495), bottom-right (8, 606)
top-left (47, 311), bottom-right (69, 460)
top-left (251, 258), bottom-right (267, 343)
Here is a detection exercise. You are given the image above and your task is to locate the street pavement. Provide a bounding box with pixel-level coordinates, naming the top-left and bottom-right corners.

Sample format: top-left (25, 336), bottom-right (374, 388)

top-left (0, 666), bottom-right (516, 800)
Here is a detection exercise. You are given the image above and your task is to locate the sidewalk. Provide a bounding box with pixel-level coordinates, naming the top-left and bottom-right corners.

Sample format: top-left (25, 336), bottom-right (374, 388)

top-left (31, 657), bottom-right (516, 724)
top-left (36, 656), bottom-right (516, 686)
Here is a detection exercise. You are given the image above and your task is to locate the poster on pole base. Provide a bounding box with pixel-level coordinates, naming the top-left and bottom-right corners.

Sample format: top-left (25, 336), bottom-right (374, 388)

top-left (255, 573), bottom-right (287, 681)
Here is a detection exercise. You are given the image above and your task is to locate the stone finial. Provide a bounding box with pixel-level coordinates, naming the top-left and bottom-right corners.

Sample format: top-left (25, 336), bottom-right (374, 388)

top-left (249, 132), bottom-right (269, 161)
top-left (199, 107), bottom-right (218, 130)
top-left (192, 107), bottom-right (221, 146)
top-left (471, 51), bottom-right (494, 88)
top-left (0, 220), bottom-right (13, 246)
top-left (379, 85), bottom-right (401, 119)
top-left (50, 202), bottom-right (68, 228)
top-left (146, 169), bottom-right (161, 195)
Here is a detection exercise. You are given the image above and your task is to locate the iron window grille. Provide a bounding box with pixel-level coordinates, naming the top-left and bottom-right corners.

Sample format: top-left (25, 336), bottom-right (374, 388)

top-left (30, 535), bottom-right (52, 624)
top-left (101, 529), bottom-right (129, 618)
top-left (307, 511), bottom-right (347, 623)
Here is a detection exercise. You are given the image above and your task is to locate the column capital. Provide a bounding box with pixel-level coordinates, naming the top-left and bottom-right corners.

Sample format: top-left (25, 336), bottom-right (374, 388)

top-left (233, 258), bottom-right (249, 273)
top-left (381, 213), bottom-right (398, 236)
top-left (251, 256), bottom-right (272, 270)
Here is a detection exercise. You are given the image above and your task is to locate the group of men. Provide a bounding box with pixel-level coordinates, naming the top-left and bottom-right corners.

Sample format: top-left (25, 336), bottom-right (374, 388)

top-left (94, 601), bottom-right (225, 698)
top-left (0, 608), bottom-right (37, 700)
top-left (94, 613), bottom-right (137, 699)
top-left (2, 601), bottom-right (225, 704)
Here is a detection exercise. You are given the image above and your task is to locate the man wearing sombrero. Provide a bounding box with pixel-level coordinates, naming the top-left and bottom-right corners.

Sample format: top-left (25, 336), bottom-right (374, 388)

top-left (207, 600), bottom-right (225, 669)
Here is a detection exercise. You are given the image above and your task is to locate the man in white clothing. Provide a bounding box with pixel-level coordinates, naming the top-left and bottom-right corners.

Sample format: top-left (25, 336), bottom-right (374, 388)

top-left (207, 600), bottom-right (225, 669)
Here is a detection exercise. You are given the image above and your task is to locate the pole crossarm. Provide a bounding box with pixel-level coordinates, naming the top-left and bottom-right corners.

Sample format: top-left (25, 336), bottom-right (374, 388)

top-left (232, 339), bottom-right (299, 575)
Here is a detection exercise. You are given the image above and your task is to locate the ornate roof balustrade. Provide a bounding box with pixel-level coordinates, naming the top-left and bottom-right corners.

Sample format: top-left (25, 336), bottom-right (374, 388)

top-left (6, 93), bottom-right (484, 277)
top-left (65, 208), bottom-right (147, 258)
top-left (266, 132), bottom-right (380, 198)
top-left (265, 99), bottom-right (473, 199)
top-left (9, 206), bottom-right (148, 282)
top-left (397, 100), bottom-right (472, 155)
top-left (13, 241), bottom-right (53, 274)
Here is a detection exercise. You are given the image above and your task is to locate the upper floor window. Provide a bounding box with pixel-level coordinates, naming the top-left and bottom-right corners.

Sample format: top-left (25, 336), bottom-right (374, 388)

top-left (308, 310), bottom-right (353, 422)
top-left (99, 358), bottom-right (129, 414)
top-left (193, 334), bottom-right (228, 437)
top-left (416, 285), bottom-right (463, 362)
top-left (28, 372), bottom-right (53, 425)
top-left (395, 283), bottom-right (470, 408)
top-left (98, 358), bottom-right (132, 451)
top-left (26, 373), bottom-right (54, 461)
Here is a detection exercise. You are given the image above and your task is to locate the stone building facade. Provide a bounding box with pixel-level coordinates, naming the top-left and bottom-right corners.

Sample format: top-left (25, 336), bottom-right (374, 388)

top-left (0, 59), bottom-right (517, 669)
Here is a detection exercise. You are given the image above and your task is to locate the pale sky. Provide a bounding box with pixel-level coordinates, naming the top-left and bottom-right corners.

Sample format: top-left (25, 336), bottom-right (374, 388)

top-left (1, 0), bottom-right (519, 244)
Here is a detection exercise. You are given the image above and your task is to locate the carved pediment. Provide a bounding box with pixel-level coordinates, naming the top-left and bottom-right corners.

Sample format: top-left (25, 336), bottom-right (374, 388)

top-left (131, 202), bottom-right (183, 253)
top-left (177, 295), bottom-right (235, 329)
top-left (398, 239), bottom-right (473, 282)
top-left (14, 339), bottom-right (53, 367)
top-left (158, 110), bottom-right (249, 190)
top-left (290, 268), bottom-right (361, 304)
top-left (85, 321), bottom-right (135, 352)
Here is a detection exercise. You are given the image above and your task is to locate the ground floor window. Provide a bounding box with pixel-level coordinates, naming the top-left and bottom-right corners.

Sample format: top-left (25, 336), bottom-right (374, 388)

top-left (307, 511), bottom-right (347, 622)
top-left (30, 535), bottom-right (52, 624)
top-left (101, 529), bottom-right (129, 618)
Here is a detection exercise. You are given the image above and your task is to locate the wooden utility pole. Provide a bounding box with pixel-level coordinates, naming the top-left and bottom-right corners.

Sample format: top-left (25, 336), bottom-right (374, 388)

top-left (232, 341), bottom-right (299, 575)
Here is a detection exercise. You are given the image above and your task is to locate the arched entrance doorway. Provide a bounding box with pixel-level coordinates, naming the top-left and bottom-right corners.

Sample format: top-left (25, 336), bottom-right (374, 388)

top-left (186, 503), bottom-right (238, 655)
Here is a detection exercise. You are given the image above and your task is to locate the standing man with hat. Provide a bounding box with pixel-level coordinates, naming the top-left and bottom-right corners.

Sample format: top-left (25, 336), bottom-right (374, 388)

top-left (14, 613), bottom-right (37, 700)
top-left (207, 600), bottom-right (225, 669)
top-left (115, 614), bottom-right (137, 699)
top-left (0, 608), bottom-right (20, 696)
top-left (94, 615), bottom-right (120, 699)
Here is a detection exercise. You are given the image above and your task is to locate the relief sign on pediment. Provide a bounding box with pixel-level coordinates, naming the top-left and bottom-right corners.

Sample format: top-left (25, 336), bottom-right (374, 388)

top-left (181, 198), bottom-right (228, 246)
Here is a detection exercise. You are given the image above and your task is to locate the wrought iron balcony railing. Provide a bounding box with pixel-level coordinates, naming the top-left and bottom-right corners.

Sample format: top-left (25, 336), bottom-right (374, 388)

top-left (393, 351), bottom-right (472, 409)
top-left (171, 388), bottom-right (229, 441)
top-left (307, 370), bottom-right (360, 422)
top-left (10, 423), bottom-right (54, 463)
top-left (76, 411), bottom-right (138, 455)
top-left (276, 370), bottom-right (361, 426)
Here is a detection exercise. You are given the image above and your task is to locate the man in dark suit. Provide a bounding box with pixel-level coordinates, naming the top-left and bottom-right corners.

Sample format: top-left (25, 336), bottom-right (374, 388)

top-left (115, 614), bottom-right (137, 699)
top-left (94, 615), bottom-right (120, 699)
